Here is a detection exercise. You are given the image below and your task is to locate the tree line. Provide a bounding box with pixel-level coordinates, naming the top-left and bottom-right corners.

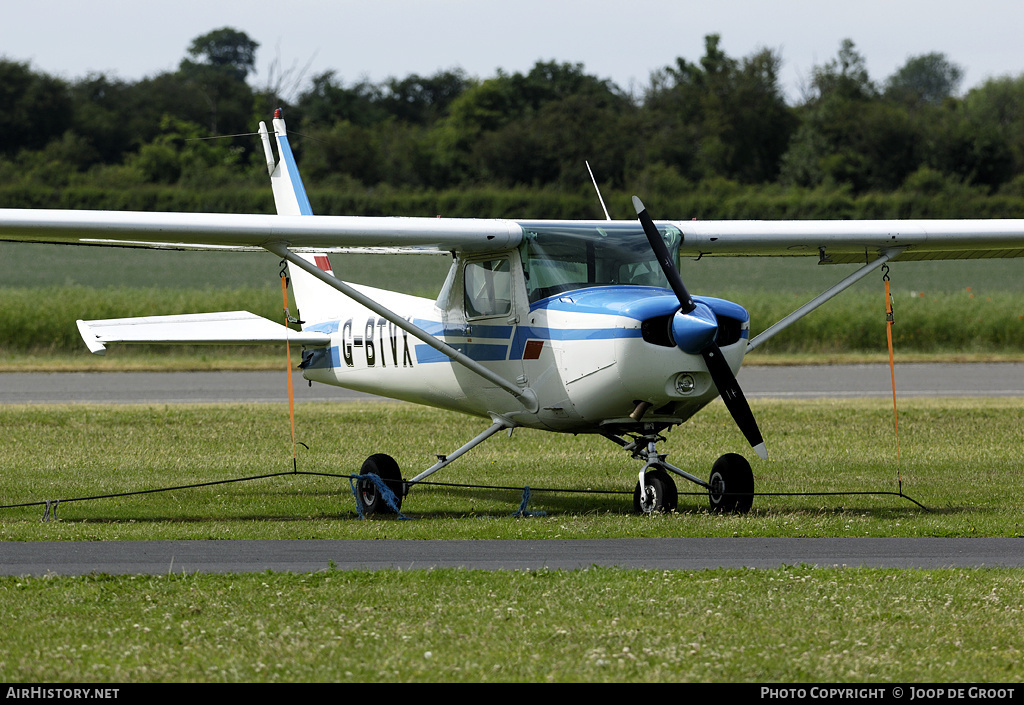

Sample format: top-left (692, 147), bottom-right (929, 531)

top-left (3, 28), bottom-right (1024, 213)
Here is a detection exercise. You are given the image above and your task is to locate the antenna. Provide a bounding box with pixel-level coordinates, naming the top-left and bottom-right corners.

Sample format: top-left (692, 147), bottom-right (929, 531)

top-left (586, 161), bottom-right (611, 221)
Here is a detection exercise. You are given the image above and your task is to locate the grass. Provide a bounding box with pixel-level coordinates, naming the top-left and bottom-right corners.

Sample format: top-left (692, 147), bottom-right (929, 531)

top-left (1, 398), bottom-right (1022, 683)
top-left (4, 241), bottom-right (1023, 294)
top-left (0, 242), bottom-right (453, 293)
top-left (1, 281), bottom-right (1022, 363)
top-left (2, 242), bottom-right (1022, 363)
top-left (3, 566), bottom-right (1023, 682)
top-left (1, 398), bottom-right (1022, 539)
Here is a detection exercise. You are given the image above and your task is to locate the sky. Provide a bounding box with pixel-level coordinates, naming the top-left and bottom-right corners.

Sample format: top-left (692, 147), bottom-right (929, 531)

top-left (4, 1), bottom-right (1024, 103)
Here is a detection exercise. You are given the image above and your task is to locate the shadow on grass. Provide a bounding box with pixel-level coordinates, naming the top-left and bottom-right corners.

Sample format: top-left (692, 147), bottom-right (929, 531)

top-left (402, 484), bottom-right (632, 517)
top-left (13, 485), bottom-right (635, 523)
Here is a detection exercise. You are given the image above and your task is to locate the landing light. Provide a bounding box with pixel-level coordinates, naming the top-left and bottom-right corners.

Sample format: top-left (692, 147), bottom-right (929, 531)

top-left (674, 374), bottom-right (695, 395)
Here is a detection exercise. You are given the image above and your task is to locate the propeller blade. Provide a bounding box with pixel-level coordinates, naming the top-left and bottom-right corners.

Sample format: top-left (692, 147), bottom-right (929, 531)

top-left (633, 196), bottom-right (694, 313)
top-left (701, 344), bottom-right (768, 459)
top-left (633, 195), bottom-right (768, 459)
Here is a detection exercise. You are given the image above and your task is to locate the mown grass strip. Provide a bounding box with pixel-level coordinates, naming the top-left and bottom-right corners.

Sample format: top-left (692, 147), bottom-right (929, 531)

top-left (1, 398), bottom-right (1021, 540)
top-left (2, 566), bottom-right (1022, 682)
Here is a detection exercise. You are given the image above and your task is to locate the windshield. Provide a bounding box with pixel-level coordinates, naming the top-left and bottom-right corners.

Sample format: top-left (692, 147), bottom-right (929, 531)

top-left (519, 222), bottom-right (681, 303)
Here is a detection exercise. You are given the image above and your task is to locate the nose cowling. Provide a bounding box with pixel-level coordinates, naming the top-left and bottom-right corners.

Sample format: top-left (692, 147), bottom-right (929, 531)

top-left (671, 301), bottom-right (718, 354)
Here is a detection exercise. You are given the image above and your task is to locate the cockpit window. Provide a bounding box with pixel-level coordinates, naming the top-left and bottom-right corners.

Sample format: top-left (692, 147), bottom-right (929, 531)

top-left (519, 222), bottom-right (681, 303)
top-left (465, 258), bottom-right (512, 318)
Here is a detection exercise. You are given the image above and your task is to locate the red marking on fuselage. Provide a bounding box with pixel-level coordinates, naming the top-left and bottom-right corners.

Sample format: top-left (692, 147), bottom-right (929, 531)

top-left (314, 255), bottom-right (333, 274)
top-left (523, 340), bottom-right (544, 360)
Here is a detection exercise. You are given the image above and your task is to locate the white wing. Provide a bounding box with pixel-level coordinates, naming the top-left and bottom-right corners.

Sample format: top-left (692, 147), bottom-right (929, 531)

top-left (672, 219), bottom-right (1024, 263)
top-left (0, 209), bottom-right (522, 254)
top-left (3, 209), bottom-right (1024, 262)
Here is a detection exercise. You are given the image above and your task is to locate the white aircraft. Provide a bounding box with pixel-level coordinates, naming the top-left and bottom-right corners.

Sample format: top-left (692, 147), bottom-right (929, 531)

top-left (2, 110), bottom-right (1023, 516)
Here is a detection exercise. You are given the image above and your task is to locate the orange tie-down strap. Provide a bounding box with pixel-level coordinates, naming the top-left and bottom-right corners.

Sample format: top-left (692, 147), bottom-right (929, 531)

top-left (282, 272), bottom-right (297, 471)
top-left (883, 268), bottom-right (901, 490)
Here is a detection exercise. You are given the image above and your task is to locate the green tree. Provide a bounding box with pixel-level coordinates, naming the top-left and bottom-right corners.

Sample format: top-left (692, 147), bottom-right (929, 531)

top-left (961, 75), bottom-right (1024, 180)
top-left (126, 116), bottom-right (246, 185)
top-left (0, 60), bottom-right (73, 156)
top-left (296, 71), bottom-right (387, 128)
top-left (781, 39), bottom-right (921, 191)
top-left (810, 38), bottom-right (875, 102)
top-left (177, 28), bottom-right (259, 135)
top-left (380, 69), bottom-right (470, 125)
top-left (69, 74), bottom-right (136, 164)
top-left (295, 68), bottom-right (470, 130)
top-left (641, 36), bottom-right (796, 184)
top-left (184, 27), bottom-right (259, 82)
top-left (885, 53), bottom-right (964, 107)
top-left (435, 61), bottom-right (632, 187)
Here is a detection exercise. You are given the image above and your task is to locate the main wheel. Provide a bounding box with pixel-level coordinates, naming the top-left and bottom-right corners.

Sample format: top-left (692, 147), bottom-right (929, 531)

top-left (358, 453), bottom-right (404, 516)
top-left (708, 453), bottom-right (754, 514)
top-left (633, 468), bottom-right (678, 515)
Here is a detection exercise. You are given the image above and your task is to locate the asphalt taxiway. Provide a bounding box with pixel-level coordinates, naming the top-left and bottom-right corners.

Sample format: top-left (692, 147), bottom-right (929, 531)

top-left (3, 362), bottom-right (1023, 404)
top-left (3, 538), bottom-right (1024, 575)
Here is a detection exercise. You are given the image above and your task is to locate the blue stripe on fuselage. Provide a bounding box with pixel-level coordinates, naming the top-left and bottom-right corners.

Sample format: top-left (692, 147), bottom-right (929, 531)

top-left (415, 342), bottom-right (511, 363)
top-left (507, 325), bottom-right (641, 360)
top-left (305, 321), bottom-right (340, 334)
top-left (305, 286), bottom-right (747, 366)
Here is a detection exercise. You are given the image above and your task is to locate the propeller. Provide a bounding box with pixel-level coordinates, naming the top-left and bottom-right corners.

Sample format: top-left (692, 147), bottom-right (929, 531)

top-left (633, 196), bottom-right (768, 460)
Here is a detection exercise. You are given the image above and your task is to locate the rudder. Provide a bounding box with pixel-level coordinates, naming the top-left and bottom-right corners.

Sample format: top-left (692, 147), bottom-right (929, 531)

top-left (261, 110), bottom-right (344, 326)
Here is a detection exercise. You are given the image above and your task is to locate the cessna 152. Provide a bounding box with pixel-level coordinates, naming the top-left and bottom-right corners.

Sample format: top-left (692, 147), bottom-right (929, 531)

top-left (2, 111), bottom-right (1023, 516)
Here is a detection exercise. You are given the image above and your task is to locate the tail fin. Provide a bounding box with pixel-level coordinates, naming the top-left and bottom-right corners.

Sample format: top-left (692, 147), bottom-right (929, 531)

top-left (261, 110), bottom-right (343, 325)
top-left (260, 110), bottom-right (313, 216)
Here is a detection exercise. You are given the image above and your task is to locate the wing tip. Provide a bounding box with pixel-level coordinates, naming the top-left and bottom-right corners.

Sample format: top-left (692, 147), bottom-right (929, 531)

top-left (76, 320), bottom-right (107, 355)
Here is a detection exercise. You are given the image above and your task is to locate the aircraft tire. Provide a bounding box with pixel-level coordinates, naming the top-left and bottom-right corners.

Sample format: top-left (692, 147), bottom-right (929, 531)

top-left (708, 453), bottom-right (754, 514)
top-left (633, 468), bottom-right (678, 515)
top-left (357, 453), bottom-right (404, 516)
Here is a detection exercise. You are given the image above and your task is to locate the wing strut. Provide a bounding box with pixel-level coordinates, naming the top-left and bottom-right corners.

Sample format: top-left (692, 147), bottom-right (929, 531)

top-left (407, 417), bottom-right (513, 485)
top-left (747, 248), bottom-right (904, 352)
top-left (266, 243), bottom-right (540, 413)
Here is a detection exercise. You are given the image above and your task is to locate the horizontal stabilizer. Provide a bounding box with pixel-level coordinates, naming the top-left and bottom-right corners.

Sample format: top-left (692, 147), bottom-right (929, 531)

top-left (76, 311), bottom-right (331, 355)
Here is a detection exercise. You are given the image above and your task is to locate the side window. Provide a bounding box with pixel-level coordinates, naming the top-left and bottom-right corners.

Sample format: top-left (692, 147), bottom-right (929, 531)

top-left (465, 258), bottom-right (512, 318)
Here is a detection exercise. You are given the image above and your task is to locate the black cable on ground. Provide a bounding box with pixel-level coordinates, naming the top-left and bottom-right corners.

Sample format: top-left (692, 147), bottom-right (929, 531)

top-left (1, 471), bottom-right (928, 521)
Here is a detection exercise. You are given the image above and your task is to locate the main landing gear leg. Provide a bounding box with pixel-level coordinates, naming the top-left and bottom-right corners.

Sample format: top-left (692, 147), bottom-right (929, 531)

top-left (357, 418), bottom-right (513, 517)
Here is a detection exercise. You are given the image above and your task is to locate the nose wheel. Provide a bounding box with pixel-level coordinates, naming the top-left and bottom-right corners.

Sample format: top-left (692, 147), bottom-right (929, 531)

top-left (633, 467), bottom-right (678, 514)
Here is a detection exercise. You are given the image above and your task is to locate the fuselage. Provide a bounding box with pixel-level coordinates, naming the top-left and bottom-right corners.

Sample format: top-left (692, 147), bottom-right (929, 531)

top-left (298, 247), bottom-right (751, 435)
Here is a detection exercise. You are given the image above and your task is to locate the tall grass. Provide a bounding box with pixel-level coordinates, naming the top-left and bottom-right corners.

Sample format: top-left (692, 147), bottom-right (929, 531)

top-left (0, 286), bottom-right (282, 353)
top-left (743, 290), bottom-right (1024, 354)
top-left (1, 285), bottom-right (1019, 357)
top-left (0, 241), bottom-right (1020, 359)
top-left (5, 181), bottom-right (1024, 220)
